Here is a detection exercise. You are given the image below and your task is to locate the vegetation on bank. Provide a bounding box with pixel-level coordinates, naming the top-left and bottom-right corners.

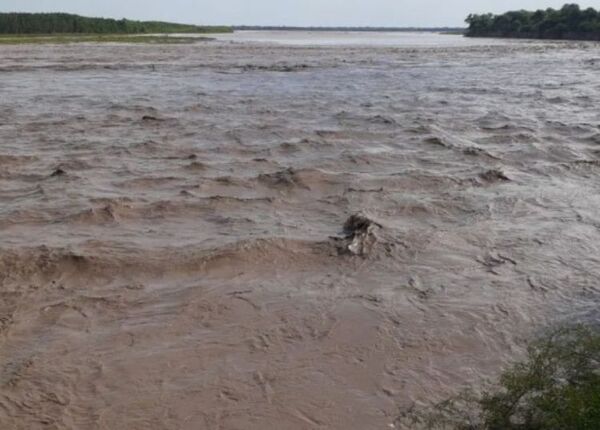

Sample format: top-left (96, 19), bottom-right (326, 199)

top-left (398, 325), bottom-right (600, 429)
top-left (0, 12), bottom-right (231, 35)
top-left (0, 34), bottom-right (209, 45)
top-left (466, 4), bottom-right (600, 40)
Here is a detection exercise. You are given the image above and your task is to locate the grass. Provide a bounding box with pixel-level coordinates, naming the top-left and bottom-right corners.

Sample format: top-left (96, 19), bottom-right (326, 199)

top-left (0, 34), bottom-right (215, 45)
top-left (397, 325), bottom-right (600, 429)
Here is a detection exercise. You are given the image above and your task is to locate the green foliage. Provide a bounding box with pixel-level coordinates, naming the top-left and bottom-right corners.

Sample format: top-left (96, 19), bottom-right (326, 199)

top-left (466, 4), bottom-right (600, 40)
top-left (397, 325), bottom-right (600, 429)
top-left (0, 13), bottom-right (232, 35)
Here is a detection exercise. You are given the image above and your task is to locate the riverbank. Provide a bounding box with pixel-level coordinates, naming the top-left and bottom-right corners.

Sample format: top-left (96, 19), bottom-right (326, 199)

top-left (467, 32), bottom-right (600, 42)
top-left (0, 12), bottom-right (231, 35)
top-left (0, 34), bottom-right (213, 45)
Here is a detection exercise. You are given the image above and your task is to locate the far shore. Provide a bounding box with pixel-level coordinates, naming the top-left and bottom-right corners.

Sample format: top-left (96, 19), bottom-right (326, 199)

top-left (0, 34), bottom-right (216, 45)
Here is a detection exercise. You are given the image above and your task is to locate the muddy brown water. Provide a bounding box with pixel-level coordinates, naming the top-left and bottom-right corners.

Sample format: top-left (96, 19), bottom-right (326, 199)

top-left (1, 36), bottom-right (600, 429)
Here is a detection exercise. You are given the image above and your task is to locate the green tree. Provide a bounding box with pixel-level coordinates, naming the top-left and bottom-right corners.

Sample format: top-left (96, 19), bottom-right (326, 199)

top-left (0, 12), bottom-right (232, 35)
top-left (465, 4), bottom-right (600, 40)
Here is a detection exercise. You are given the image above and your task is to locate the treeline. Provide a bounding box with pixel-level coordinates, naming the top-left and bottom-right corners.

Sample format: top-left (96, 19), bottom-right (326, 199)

top-left (466, 4), bottom-right (600, 40)
top-left (0, 13), bottom-right (231, 34)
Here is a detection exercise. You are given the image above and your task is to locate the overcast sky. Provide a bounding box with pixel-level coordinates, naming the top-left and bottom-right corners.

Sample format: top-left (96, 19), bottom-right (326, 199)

top-left (1, 1), bottom-right (598, 27)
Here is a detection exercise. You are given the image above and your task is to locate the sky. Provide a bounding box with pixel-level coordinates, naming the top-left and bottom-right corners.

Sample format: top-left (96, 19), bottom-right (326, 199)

top-left (1, 1), bottom-right (598, 27)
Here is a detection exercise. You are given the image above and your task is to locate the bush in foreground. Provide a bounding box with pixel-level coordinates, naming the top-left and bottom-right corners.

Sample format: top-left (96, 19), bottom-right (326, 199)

top-left (398, 325), bottom-right (600, 429)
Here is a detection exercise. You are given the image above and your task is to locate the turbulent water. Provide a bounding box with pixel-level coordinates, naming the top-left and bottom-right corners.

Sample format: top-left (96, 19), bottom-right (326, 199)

top-left (1, 34), bottom-right (600, 429)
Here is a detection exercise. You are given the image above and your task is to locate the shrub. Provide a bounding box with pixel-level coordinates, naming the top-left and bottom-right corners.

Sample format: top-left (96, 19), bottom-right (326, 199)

top-left (397, 325), bottom-right (600, 429)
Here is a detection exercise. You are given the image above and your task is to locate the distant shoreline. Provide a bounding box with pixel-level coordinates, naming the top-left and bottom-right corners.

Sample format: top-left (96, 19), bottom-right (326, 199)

top-left (0, 34), bottom-right (212, 45)
top-left (233, 26), bottom-right (466, 33)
